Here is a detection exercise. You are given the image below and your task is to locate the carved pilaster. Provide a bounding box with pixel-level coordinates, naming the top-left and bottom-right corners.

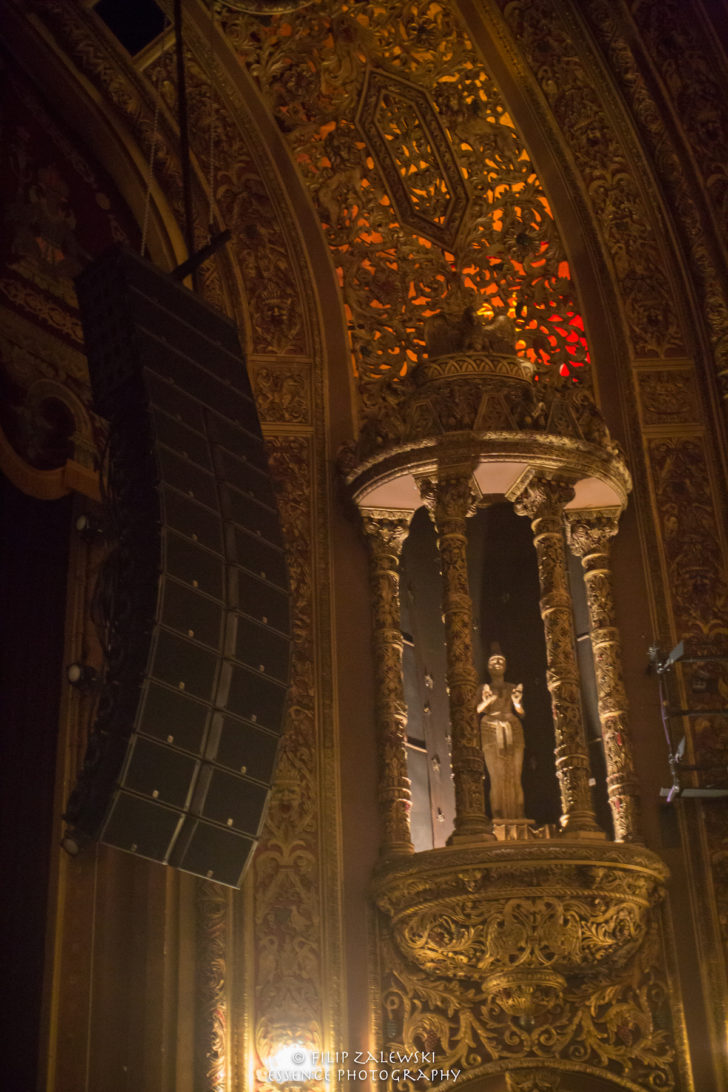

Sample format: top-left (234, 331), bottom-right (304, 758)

top-left (419, 471), bottom-right (492, 842)
top-left (196, 880), bottom-right (228, 1092)
top-left (566, 511), bottom-right (643, 843)
top-left (362, 510), bottom-right (414, 856)
top-left (509, 475), bottom-right (604, 839)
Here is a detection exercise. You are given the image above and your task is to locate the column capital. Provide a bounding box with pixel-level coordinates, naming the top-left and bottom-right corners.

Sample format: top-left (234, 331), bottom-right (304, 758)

top-left (508, 472), bottom-right (575, 521)
top-left (565, 509), bottom-right (621, 557)
top-left (360, 508), bottom-right (412, 558)
top-left (417, 468), bottom-right (477, 523)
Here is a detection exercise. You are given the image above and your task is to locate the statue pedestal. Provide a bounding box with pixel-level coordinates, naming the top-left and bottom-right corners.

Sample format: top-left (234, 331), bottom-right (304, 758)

top-left (491, 818), bottom-right (558, 841)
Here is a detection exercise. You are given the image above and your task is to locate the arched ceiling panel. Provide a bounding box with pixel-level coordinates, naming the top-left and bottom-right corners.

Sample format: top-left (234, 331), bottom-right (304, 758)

top-left (219, 0), bottom-right (593, 394)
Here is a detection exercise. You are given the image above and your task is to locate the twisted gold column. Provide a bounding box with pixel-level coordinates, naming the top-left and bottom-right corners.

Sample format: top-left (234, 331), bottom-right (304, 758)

top-left (420, 471), bottom-right (492, 843)
top-left (509, 475), bottom-right (604, 839)
top-left (566, 512), bottom-right (643, 843)
top-left (362, 511), bottom-right (414, 857)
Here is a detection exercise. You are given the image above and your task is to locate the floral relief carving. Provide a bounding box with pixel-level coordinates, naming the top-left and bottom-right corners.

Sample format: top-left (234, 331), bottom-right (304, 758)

top-left (498, 0), bottom-right (683, 359)
top-left (648, 434), bottom-right (728, 977)
top-left (648, 437), bottom-right (728, 647)
top-left (252, 436), bottom-right (324, 1083)
top-left (629, 0), bottom-right (728, 255)
top-left (251, 362), bottom-right (312, 425)
top-left (374, 845), bottom-right (674, 1090)
top-left (0, 59), bottom-right (132, 362)
top-left (637, 368), bottom-right (700, 426)
top-left (222, 0), bottom-right (594, 394)
top-left (341, 351), bottom-right (628, 492)
top-left (582, 0), bottom-right (728, 391)
top-left (356, 68), bottom-right (469, 248)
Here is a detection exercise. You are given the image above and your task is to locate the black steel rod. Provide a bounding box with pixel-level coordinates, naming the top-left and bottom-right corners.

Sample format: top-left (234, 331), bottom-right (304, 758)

top-left (172, 229), bottom-right (231, 281)
top-left (174, 0), bottom-right (197, 289)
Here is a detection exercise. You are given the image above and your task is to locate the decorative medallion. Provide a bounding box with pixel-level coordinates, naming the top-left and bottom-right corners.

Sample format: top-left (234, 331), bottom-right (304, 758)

top-left (356, 68), bottom-right (469, 249)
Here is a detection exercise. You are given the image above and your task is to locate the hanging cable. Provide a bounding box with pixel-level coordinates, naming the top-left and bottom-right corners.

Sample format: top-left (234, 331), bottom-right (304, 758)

top-left (174, 0), bottom-right (198, 288)
top-left (208, 0), bottom-right (217, 233)
top-left (141, 52), bottom-right (165, 258)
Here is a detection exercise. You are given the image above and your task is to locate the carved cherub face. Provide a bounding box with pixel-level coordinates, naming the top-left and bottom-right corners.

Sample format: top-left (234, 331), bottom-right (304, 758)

top-left (488, 654), bottom-right (506, 674)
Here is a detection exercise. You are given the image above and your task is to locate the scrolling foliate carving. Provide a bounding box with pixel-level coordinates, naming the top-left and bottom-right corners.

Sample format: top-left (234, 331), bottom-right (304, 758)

top-left (497, 0), bottom-right (683, 359)
top-left (648, 437), bottom-right (728, 647)
top-left (251, 363), bottom-right (312, 426)
top-left (374, 845), bottom-right (674, 1090)
top-left (637, 368), bottom-right (700, 427)
top-left (585, 0), bottom-right (728, 397)
top-left (584, 0), bottom-right (728, 393)
top-left (362, 511), bottom-right (414, 856)
top-left (566, 512), bottom-right (642, 843)
top-left (419, 472), bottom-right (490, 841)
top-left (0, 308), bottom-right (105, 469)
top-left (222, 1), bottom-right (592, 389)
top-left (510, 476), bottom-right (602, 838)
top-left (253, 436), bottom-right (324, 1080)
top-left (648, 433), bottom-right (728, 975)
top-left (628, 0), bottom-right (728, 259)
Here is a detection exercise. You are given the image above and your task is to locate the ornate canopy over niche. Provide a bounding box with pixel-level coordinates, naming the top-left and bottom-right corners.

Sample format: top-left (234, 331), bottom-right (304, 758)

top-left (221, 0), bottom-right (593, 403)
top-left (343, 307), bottom-right (663, 1080)
top-left (339, 337), bottom-right (630, 516)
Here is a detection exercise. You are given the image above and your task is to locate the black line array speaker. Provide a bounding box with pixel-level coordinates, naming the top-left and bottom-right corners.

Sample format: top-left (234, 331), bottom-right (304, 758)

top-left (64, 247), bottom-right (291, 887)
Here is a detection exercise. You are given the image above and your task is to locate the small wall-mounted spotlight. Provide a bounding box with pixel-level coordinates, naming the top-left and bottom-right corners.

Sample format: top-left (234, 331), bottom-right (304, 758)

top-left (75, 512), bottom-right (106, 541)
top-left (66, 662), bottom-right (98, 690)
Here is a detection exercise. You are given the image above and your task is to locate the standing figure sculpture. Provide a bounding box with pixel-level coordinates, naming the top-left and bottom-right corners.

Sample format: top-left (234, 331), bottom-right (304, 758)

top-left (478, 650), bottom-right (525, 819)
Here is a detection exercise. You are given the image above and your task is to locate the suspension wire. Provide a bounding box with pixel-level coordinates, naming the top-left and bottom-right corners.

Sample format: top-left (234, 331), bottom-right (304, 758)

top-left (174, 0), bottom-right (199, 290)
top-left (141, 46), bottom-right (165, 258)
top-left (208, 1), bottom-right (217, 233)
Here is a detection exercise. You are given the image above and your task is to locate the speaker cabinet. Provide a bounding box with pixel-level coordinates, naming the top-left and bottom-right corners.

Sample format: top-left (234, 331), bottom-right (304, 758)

top-left (64, 247), bottom-right (291, 887)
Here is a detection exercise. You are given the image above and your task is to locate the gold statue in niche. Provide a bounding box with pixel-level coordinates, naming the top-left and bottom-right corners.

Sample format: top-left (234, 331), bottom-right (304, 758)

top-left (478, 649), bottom-right (525, 819)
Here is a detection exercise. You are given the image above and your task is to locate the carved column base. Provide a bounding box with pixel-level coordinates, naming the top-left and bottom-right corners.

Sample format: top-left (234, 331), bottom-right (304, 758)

top-left (447, 828), bottom-right (496, 846)
top-left (559, 822), bottom-right (607, 841)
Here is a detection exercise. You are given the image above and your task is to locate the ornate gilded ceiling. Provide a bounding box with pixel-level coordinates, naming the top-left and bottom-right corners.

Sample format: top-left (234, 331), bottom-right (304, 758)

top-left (218, 1), bottom-right (592, 395)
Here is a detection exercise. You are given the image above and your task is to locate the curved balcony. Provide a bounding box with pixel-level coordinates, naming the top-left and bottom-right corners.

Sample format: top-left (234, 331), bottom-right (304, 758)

top-left (372, 840), bottom-right (668, 1018)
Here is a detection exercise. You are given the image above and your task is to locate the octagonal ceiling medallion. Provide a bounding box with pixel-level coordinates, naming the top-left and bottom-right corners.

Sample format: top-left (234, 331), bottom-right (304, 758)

top-left (356, 68), bottom-right (469, 250)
